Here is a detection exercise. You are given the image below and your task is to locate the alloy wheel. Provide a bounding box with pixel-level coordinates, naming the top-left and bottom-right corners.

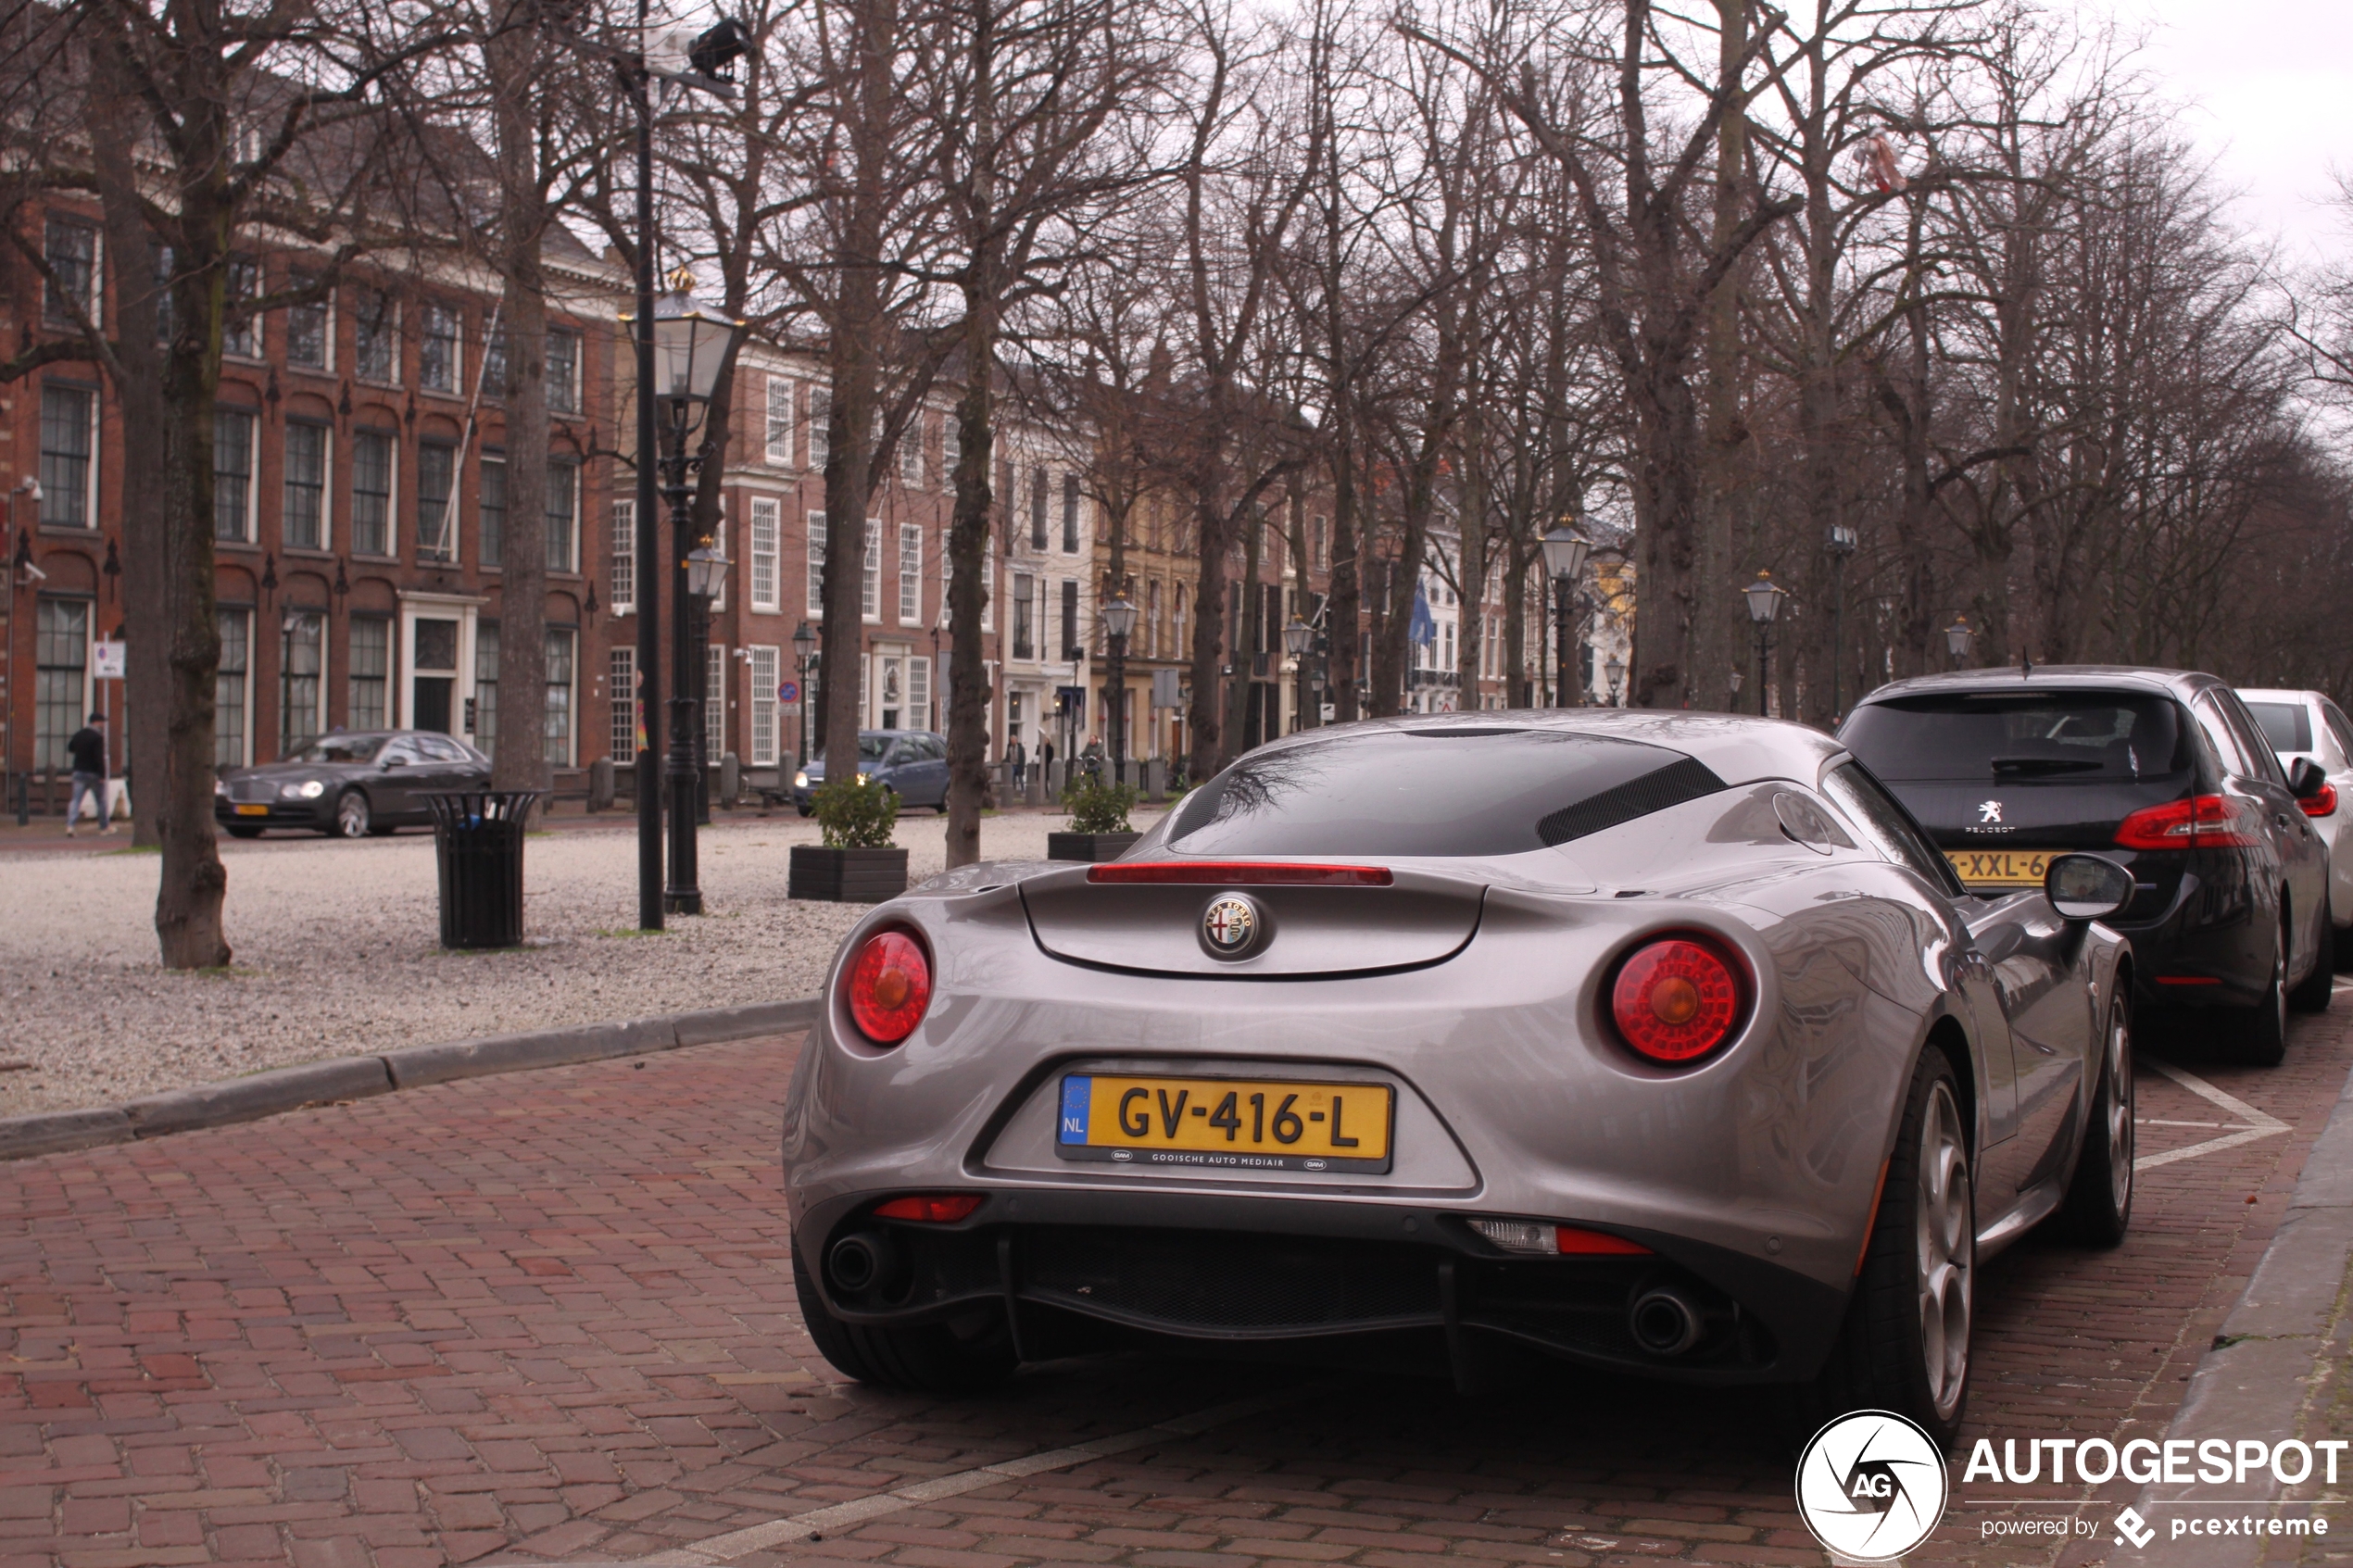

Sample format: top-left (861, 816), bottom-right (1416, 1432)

top-left (337, 792), bottom-right (370, 838)
top-left (2106, 1010), bottom-right (2134, 1214)
top-left (1916, 1079), bottom-right (1973, 1422)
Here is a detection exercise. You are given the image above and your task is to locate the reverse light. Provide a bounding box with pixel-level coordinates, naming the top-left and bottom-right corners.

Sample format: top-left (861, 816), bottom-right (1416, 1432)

top-left (1467, 1218), bottom-right (1654, 1256)
top-left (873, 1193), bottom-right (983, 1223)
top-left (1087, 861), bottom-right (1394, 886)
top-left (846, 929), bottom-right (931, 1044)
top-left (2114, 794), bottom-right (2262, 849)
top-left (1610, 936), bottom-right (1744, 1064)
top-left (2303, 784), bottom-right (2338, 818)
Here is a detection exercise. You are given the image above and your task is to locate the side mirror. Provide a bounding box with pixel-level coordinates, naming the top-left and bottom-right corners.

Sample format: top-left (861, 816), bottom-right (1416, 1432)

top-left (2045, 853), bottom-right (2135, 924)
top-left (2289, 756), bottom-right (2328, 801)
top-left (382, 755), bottom-right (408, 769)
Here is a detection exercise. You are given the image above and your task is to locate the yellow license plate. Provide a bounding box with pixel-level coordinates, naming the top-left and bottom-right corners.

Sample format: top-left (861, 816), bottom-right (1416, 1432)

top-left (1944, 847), bottom-right (2062, 886)
top-left (233, 804), bottom-right (269, 816)
top-left (1056, 1073), bottom-right (1394, 1173)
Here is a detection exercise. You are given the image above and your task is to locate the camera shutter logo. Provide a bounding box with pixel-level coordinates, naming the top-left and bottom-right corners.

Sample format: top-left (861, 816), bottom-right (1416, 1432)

top-left (1794, 1410), bottom-right (1949, 1562)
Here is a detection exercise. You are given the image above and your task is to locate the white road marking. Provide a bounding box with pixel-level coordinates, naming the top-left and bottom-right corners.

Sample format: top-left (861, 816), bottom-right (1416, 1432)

top-left (2134, 1059), bottom-right (2291, 1172)
top-left (630, 1386), bottom-right (1315, 1564)
top-left (2136, 1119), bottom-right (2230, 1128)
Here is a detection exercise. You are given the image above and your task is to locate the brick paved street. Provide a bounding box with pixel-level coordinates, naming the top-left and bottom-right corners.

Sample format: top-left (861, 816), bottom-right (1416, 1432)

top-left (2, 1001), bottom-right (2347, 1568)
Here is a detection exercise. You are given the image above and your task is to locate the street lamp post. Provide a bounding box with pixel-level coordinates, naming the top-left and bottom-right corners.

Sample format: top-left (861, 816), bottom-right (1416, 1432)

top-left (1282, 616), bottom-right (1312, 736)
top-left (1825, 523), bottom-right (1857, 720)
top-left (641, 285), bottom-right (745, 915)
top-left (1946, 614), bottom-right (1975, 670)
top-left (1743, 570), bottom-right (1788, 719)
top-left (1604, 653), bottom-right (1625, 708)
top-left (1100, 589), bottom-right (1138, 784)
top-left (1541, 523), bottom-right (1592, 708)
top-left (620, 14), bottom-right (743, 930)
top-left (791, 619), bottom-right (815, 770)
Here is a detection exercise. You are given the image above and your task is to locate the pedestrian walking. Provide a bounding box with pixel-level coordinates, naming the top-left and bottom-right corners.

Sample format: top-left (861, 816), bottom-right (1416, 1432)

top-left (1039, 734), bottom-right (1056, 778)
top-left (1008, 736), bottom-right (1027, 792)
top-left (66, 711), bottom-right (110, 837)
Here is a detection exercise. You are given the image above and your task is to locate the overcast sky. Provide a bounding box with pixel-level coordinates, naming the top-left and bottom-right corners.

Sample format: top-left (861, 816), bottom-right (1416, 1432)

top-left (2124, 0), bottom-right (2352, 269)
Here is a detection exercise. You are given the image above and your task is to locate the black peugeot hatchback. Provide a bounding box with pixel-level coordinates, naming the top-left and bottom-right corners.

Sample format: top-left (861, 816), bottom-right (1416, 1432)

top-left (1841, 667), bottom-right (2334, 1063)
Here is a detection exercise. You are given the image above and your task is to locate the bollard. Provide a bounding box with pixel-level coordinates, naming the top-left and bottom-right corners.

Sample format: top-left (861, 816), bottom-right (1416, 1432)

top-left (587, 756), bottom-right (615, 812)
top-left (15, 772), bottom-right (27, 827)
top-left (721, 751), bottom-right (741, 808)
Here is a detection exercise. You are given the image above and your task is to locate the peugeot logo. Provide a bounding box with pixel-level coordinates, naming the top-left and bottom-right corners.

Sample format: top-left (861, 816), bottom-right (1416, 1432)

top-left (1978, 799), bottom-right (2004, 824)
top-left (1201, 894), bottom-right (1264, 959)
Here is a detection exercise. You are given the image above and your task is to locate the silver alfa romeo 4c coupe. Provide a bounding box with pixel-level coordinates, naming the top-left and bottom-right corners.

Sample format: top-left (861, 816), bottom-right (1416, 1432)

top-left (780, 711), bottom-right (2139, 1444)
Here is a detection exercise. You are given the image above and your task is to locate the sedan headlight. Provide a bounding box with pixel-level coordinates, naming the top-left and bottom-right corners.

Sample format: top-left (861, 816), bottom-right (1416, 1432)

top-left (280, 780), bottom-right (327, 800)
top-left (794, 770), bottom-right (809, 788)
top-left (214, 779), bottom-right (229, 797)
top-left (299, 779), bottom-right (327, 798)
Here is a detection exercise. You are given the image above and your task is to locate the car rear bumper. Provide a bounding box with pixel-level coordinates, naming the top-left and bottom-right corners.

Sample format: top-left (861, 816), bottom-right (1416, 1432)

top-left (2108, 866), bottom-right (2269, 1007)
top-left (795, 1185), bottom-right (1847, 1386)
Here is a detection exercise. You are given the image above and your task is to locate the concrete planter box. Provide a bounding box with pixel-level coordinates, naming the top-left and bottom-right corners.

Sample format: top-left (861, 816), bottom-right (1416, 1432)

top-left (788, 846), bottom-right (909, 902)
top-left (1048, 831), bottom-right (1142, 863)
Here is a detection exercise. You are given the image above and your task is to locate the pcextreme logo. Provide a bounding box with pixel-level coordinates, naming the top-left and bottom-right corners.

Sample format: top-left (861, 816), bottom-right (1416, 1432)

top-left (1794, 1411), bottom-right (1950, 1563)
top-left (1959, 1437), bottom-right (2338, 1549)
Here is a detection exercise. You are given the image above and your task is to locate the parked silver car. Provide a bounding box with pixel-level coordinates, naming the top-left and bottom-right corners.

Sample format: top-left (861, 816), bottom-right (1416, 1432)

top-left (2240, 687), bottom-right (2353, 953)
top-left (780, 713), bottom-right (2138, 1443)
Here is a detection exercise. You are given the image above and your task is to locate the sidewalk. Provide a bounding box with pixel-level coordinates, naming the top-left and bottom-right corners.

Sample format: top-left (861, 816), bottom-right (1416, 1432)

top-left (2133, 1023), bottom-right (2353, 1564)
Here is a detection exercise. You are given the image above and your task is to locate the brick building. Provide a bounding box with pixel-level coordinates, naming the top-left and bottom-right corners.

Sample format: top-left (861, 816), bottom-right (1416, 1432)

top-left (0, 199), bottom-right (623, 809)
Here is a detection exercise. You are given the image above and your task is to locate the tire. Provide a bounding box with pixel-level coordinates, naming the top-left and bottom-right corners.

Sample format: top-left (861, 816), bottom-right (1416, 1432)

top-left (1814, 1047), bottom-right (1974, 1449)
top-left (796, 806), bottom-right (813, 818)
top-left (2290, 906), bottom-right (2334, 1013)
top-left (2234, 911), bottom-right (2290, 1066)
top-left (333, 789), bottom-right (371, 839)
top-left (225, 825), bottom-right (262, 840)
top-left (791, 1243), bottom-right (1016, 1394)
top-left (2059, 996), bottom-right (2134, 1247)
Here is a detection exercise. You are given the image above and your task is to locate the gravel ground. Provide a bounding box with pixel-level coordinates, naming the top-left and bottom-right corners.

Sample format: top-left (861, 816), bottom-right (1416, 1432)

top-left (0, 809), bottom-right (1157, 1118)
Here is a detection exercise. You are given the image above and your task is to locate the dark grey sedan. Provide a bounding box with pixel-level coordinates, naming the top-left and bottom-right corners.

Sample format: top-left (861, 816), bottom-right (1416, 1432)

top-left (214, 731), bottom-right (491, 838)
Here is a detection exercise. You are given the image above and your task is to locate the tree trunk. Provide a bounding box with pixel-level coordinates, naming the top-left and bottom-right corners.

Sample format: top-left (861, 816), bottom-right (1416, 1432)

top-left (153, 187), bottom-right (233, 970)
top-left (489, 26), bottom-right (551, 802)
top-left (1183, 496), bottom-right (1227, 783)
top-left (944, 311), bottom-right (998, 868)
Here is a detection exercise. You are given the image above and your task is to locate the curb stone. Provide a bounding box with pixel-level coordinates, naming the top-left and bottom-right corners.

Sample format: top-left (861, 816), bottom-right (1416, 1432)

top-left (0, 996), bottom-right (820, 1162)
top-left (2131, 1045), bottom-right (2353, 1565)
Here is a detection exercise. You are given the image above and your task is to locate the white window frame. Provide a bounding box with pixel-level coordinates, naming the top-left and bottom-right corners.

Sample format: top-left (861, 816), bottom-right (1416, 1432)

top-left (419, 302), bottom-right (462, 394)
top-left (862, 519), bottom-right (881, 621)
top-left (355, 289), bottom-right (399, 385)
top-left (283, 420), bottom-right (333, 552)
top-left (543, 625), bottom-right (577, 768)
top-left (909, 655), bottom-right (931, 733)
top-left (610, 498), bottom-right (635, 614)
top-left (750, 496), bottom-right (781, 612)
top-left (898, 522), bottom-right (922, 625)
top-left (748, 645), bottom-right (779, 765)
top-left (706, 643), bottom-right (726, 762)
top-left (545, 459), bottom-right (580, 575)
top-left (809, 388), bottom-right (830, 471)
top-left (216, 607), bottom-right (253, 768)
top-left (765, 377), bottom-right (794, 466)
top-left (610, 646), bottom-right (636, 763)
top-left (941, 412), bottom-right (961, 483)
top-left (807, 508), bottom-right (826, 616)
top-left (214, 405), bottom-right (258, 544)
top-left (900, 414), bottom-right (925, 486)
top-left (351, 428), bottom-right (397, 558)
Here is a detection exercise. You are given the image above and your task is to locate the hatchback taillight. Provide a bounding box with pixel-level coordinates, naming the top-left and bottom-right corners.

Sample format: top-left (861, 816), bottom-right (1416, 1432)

top-left (2303, 784), bottom-right (2338, 818)
top-left (847, 929), bottom-right (931, 1045)
top-left (2114, 794), bottom-right (2261, 849)
top-left (1610, 936), bottom-right (1744, 1064)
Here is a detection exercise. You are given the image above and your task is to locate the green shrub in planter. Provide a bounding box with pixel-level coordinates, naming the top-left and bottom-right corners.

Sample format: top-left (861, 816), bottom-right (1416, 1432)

top-left (813, 774), bottom-right (899, 847)
top-left (1063, 772), bottom-right (1137, 834)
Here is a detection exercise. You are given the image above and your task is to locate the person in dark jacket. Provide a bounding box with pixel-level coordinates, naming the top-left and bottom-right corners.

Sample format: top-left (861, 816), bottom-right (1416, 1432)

top-left (1007, 736), bottom-right (1027, 791)
top-left (65, 711), bottom-right (109, 836)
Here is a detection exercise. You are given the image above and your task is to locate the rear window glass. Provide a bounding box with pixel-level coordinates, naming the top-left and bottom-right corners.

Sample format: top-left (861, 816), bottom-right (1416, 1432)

top-left (1164, 728), bottom-right (1724, 859)
top-left (1841, 694), bottom-right (2190, 784)
top-left (2246, 701), bottom-right (2312, 753)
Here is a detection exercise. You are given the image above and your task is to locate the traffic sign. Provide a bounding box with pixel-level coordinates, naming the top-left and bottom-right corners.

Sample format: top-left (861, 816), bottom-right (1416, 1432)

top-left (93, 640), bottom-right (127, 680)
top-left (778, 681), bottom-right (800, 703)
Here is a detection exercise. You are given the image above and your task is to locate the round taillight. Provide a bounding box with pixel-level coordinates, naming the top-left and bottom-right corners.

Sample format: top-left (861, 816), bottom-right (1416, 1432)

top-left (847, 930), bottom-right (931, 1045)
top-left (1610, 937), bottom-right (1743, 1064)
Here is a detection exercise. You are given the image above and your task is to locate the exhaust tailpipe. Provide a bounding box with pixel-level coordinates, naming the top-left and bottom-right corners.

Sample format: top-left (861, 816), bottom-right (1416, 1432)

top-left (827, 1231), bottom-right (900, 1295)
top-left (1628, 1285), bottom-right (1705, 1357)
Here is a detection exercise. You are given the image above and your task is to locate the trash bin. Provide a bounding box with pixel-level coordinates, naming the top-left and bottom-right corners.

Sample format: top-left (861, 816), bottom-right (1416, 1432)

top-left (422, 790), bottom-right (544, 949)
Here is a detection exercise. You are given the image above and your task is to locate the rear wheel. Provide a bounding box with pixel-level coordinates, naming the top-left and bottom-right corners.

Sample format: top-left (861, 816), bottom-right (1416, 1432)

top-left (791, 1243), bottom-right (1015, 1394)
top-left (334, 789), bottom-right (371, 839)
top-left (1815, 1047), bottom-right (1973, 1449)
top-left (225, 825), bottom-right (262, 840)
top-left (2290, 906), bottom-right (2334, 1013)
top-left (2234, 911), bottom-right (2290, 1066)
top-left (2059, 997), bottom-right (2134, 1246)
